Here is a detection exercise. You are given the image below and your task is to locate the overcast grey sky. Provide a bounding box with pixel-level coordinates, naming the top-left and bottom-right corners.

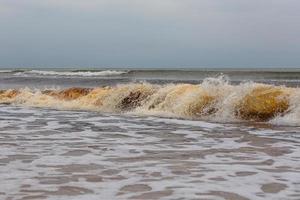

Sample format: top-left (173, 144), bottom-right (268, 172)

top-left (0, 0), bottom-right (299, 68)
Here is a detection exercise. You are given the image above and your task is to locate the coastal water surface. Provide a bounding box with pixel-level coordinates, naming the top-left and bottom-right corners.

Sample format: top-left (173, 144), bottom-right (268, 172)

top-left (0, 68), bottom-right (300, 200)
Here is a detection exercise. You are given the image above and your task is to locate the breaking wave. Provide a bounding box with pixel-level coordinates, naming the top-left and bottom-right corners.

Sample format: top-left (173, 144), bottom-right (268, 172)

top-left (0, 70), bottom-right (14, 73)
top-left (2, 70), bottom-right (128, 77)
top-left (26, 70), bottom-right (128, 76)
top-left (1, 76), bottom-right (299, 126)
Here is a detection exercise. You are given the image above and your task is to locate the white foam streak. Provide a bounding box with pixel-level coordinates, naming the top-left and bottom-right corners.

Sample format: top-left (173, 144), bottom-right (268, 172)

top-left (19, 70), bottom-right (128, 77)
top-left (0, 70), bottom-right (13, 73)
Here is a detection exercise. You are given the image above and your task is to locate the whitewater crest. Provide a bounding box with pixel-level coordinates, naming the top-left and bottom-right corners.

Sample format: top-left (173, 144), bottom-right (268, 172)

top-left (24, 70), bottom-right (128, 76)
top-left (0, 76), bottom-right (299, 125)
top-left (0, 69), bottom-right (128, 77)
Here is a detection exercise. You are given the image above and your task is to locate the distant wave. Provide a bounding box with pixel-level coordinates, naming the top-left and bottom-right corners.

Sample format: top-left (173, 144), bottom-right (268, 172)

top-left (19, 70), bottom-right (128, 77)
top-left (0, 70), bottom-right (14, 73)
top-left (1, 76), bottom-right (300, 126)
top-left (0, 69), bottom-right (128, 77)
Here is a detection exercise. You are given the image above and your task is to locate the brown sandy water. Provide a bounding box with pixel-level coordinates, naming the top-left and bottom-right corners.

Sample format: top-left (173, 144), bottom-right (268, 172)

top-left (1, 77), bottom-right (300, 125)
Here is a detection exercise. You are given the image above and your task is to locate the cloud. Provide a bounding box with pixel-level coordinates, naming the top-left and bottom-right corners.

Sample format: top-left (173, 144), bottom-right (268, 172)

top-left (1, 0), bottom-right (183, 15)
top-left (0, 0), bottom-right (300, 67)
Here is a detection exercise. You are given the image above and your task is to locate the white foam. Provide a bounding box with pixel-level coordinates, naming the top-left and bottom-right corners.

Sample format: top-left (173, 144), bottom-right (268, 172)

top-left (17, 70), bottom-right (128, 77)
top-left (0, 70), bottom-right (13, 73)
top-left (0, 105), bottom-right (300, 200)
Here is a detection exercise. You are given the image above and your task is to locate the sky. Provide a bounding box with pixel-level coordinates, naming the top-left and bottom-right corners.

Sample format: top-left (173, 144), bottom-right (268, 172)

top-left (0, 0), bottom-right (300, 68)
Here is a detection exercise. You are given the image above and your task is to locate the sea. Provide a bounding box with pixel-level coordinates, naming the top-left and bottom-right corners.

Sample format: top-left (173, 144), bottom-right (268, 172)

top-left (0, 68), bottom-right (300, 200)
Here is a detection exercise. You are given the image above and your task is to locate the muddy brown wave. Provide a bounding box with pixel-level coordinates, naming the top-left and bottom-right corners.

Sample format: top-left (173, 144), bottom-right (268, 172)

top-left (0, 78), bottom-right (299, 125)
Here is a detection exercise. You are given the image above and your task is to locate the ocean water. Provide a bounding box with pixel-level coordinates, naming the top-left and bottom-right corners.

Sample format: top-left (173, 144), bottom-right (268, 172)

top-left (0, 68), bottom-right (300, 200)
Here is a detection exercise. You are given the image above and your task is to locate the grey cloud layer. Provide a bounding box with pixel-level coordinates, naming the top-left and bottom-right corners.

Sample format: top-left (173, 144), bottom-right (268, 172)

top-left (0, 0), bottom-right (299, 68)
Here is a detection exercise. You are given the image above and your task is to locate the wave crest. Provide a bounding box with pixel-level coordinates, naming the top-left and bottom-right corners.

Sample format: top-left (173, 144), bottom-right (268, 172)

top-left (13, 70), bottom-right (128, 77)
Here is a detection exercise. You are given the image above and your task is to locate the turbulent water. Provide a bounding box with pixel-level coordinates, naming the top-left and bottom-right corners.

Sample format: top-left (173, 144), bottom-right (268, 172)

top-left (0, 68), bottom-right (300, 200)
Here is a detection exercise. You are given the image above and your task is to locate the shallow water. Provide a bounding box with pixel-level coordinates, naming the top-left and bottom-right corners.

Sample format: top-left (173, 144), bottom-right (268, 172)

top-left (0, 105), bottom-right (300, 200)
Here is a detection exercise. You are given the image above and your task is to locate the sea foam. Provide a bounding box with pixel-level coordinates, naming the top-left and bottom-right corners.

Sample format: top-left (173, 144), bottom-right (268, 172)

top-left (13, 70), bottom-right (128, 77)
